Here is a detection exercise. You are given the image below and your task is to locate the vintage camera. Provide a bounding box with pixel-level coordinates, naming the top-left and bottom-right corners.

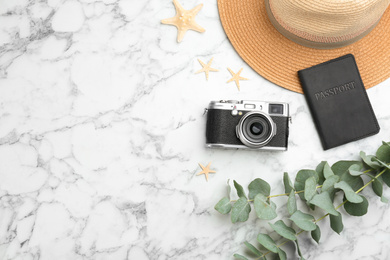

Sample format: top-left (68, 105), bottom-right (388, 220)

top-left (205, 100), bottom-right (289, 151)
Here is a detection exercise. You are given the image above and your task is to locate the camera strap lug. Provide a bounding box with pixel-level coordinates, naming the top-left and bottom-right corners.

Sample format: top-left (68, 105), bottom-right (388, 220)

top-left (203, 108), bottom-right (208, 116)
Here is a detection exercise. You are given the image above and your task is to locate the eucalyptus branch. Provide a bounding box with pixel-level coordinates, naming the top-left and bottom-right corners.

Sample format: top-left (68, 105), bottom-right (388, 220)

top-left (230, 185), bottom-right (323, 203)
top-left (255, 166), bottom-right (389, 259)
top-left (215, 141), bottom-right (390, 260)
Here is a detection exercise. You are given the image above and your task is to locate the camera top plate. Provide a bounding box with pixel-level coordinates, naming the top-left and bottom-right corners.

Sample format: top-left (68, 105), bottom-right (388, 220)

top-left (208, 100), bottom-right (289, 117)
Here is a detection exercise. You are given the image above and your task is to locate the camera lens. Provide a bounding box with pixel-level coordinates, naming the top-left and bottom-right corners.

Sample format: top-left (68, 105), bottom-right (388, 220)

top-left (250, 122), bottom-right (263, 135)
top-left (236, 112), bottom-right (276, 148)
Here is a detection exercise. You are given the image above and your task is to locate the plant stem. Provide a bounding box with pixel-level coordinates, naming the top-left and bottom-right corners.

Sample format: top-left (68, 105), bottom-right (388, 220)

top-left (230, 186), bottom-right (323, 203)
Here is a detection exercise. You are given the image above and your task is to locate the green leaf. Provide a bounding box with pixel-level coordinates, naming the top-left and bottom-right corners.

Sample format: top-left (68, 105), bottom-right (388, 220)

top-left (269, 220), bottom-right (297, 241)
top-left (334, 181), bottom-right (363, 203)
top-left (383, 169), bottom-right (390, 187)
top-left (290, 210), bottom-right (316, 231)
top-left (233, 254), bottom-right (249, 260)
top-left (342, 174), bottom-right (364, 192)
top-left (244, 241), bottom-right (262, 257)
top-left (376, 142), bottom-right (390, 163)
top-left (321, 175), bottom-right (340, 193)
top-left (311, 225), bottom-right (321, 244)
top-left (344, 195), bottom-right (369, 216)
top-left (294, 170), bottom-right (318, 200)
top-left (372, 177), bottom-right (383, 197)
top-left (295, 239), bottom-right (306, 260)
top-left (254, 194), bottom-right (277, 220)
top-left (270, 201), bottom-right (277, 211)
top-left (331, 161), bottom-right (364, 191)
top-left (277, 248), bottom-right (287, 260)
top-left (348, 164), bottom-right (363, 176)
top-left (309, 192), bottom-right (339, 216)
top-left (215, 197), bottom-right (232, 214)
top-left (231, 197), bottom-right (251, 223)
top-left (360, 151), bottom-right (381, 170)
top-left (257, 234), bottom-right (278, 253)
top-left (323, 162), bottom-right (335, 179)
top-left (331, 161), bottom-right (362, 176)
top-left (234, 180), bottom-right (247, 199)
top-left (287, 190), bottom-right (297, 215)
top-left (329, 212), bottom-right (343, 234)
top-left (304, 176), bottom-right (317, 201)
top-left (248, 178), bottom-right (271, 200)
top-left (381, 196), bottom-right (388, 203)
top-left (315, 161), bottom-right (327, 185)
top-left (374, 158), bottom-right (390, 170)
top-left (283, 172), bottom-right (294, 193)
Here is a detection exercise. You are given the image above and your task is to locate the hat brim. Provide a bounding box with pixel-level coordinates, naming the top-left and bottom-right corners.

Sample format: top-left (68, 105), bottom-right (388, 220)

top-left (218, 0), bottom-right (390, 93)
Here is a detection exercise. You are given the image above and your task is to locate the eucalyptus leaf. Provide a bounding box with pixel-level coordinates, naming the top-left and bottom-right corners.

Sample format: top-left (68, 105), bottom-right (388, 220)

top-left (323, 162), bottom-right (335, 179)
top-left (344, 195), bottom-right (368, 216)
top-left (374, 158), bottom-right (390, 170)
top-left (290, 210), bottom-right (316, 231)
top-left (311, 225), bottom-right (321, 244)
top-left (269, 220), bottom-right (297, 241)
top-left (215, 197), bottom-right (232, 215)
top-left (381, 196), bottom-right (388, 203)
top-left (295, 239), bottom-right (306, 260)
top-left (294, 170), bottom-right (319, 200)
top-left (234, 180), bottom-right (247, 199)
top-left (310, 192), bottom-right (339, 216)
top-left (334, 181), bottom-right (363, 203)
top-left (331, 161), bottom-right (363, 177)
top-left (233, 254), bottom-right (249, 260)
top-left (270, 201), bottom-right (277, 211)
top-left (376, 142), bottom-right (390, 163)
top-left (287, 190), bottom-right (297, 215)
top-left (372, 177), bottom-right (383, 197)
top-left (339, 172), bottom-right (364, 192)
top-left (244, 241), bottom-right (262, 257)
top-left (348, 164), bottom-right (363, 176)
top-left (329, 212), bottom-right (343, 234)
top-left (231, 197), bottom-right (251, 223)
top-left (331, 161), bottom-right (364, 191)
top-left (383, 169), bottom-right (390, 187)
top-left (283, 172), bottom-right (294, 193)
top-left (360, 151), bottom-right (381, 170)
top-left (257, 234), bottom-right (278, 253)
top-left (227, 179), bottom-right (232, 199)
top-left (304, 176), bottom-right (317, 201)
top-left (315, 161), bottom-right (327, 185)
top-left (277, 248), bottom-right (287, 260)
top-left (321, 175), bottom-right (340, 193)
top-left (248, 178), bottom-right (271, 200)
top-left (254, 194), bottom-right (277, 220)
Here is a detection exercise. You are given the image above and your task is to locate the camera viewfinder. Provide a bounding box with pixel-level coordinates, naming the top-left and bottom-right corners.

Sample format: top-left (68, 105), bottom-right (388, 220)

top-left (269, 104), bottom-right (284, 115)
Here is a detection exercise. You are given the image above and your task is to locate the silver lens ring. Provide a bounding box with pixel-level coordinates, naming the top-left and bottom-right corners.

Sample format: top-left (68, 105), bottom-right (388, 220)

top-left (236, 111), bottom-right (277, 148)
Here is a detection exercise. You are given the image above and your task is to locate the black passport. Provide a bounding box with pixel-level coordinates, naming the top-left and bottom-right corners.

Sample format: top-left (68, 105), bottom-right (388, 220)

top-left (298, 54), bottom-right (380, 150)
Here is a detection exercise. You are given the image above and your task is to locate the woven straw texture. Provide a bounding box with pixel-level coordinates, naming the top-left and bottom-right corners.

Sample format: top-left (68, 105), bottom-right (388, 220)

top-left (218, 0), bottom-right (390, 93)
top-left (270, 0), bottom-right (390, 43)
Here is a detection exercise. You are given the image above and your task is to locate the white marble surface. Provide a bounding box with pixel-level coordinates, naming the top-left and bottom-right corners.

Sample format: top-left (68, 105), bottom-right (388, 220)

top-left (0, 0), bottom-right (389, 259)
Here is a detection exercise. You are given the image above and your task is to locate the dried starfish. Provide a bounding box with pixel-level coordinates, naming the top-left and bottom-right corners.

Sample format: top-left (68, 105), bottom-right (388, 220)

top-left (161, 0), bottom-right (205, 42)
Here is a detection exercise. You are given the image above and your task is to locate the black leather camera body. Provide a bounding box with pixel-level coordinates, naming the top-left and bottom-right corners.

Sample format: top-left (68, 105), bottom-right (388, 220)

top-left (206, 100), bottom-right (289, 151)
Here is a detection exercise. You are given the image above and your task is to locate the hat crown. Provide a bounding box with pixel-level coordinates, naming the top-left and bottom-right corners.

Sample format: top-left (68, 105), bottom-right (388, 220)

top-left (267, 0), bottom-right (390, 48)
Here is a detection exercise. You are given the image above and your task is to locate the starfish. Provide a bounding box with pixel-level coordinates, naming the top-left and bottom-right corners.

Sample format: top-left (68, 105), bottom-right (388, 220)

top-left (227, 68), bottom-right (249, 91)
top-left (196, 162), bottom-right (216, 181)
top-left (161, 0), bottom-right (205, 42)
top-left (195, 57), bottom-right (219, 80)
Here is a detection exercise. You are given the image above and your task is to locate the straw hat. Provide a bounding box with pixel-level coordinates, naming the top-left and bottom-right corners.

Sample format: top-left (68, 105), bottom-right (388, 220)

top-left (218, 0), bottom-right (390, 93)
